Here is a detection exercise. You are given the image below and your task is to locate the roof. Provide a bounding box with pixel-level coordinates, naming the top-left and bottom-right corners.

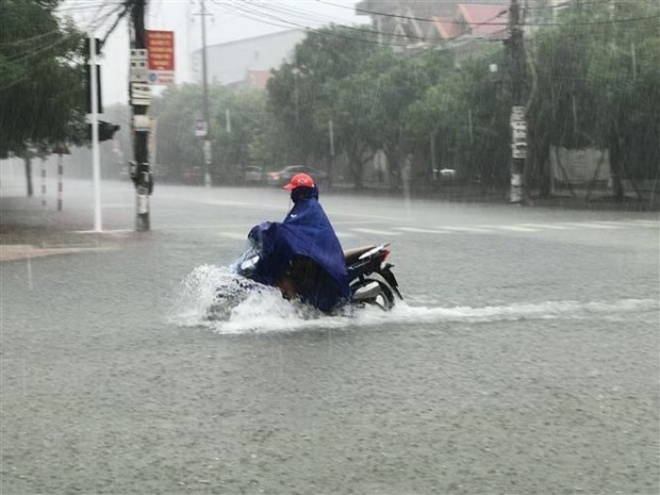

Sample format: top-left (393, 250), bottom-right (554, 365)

top-left (431, 16), bottom-right (463, 40)
top-left (459, 3), bottom-right (508, 37)
top-left (431, 3), bottom-right (508, 40)
top-left (245, 70), bottom-right (273, 90)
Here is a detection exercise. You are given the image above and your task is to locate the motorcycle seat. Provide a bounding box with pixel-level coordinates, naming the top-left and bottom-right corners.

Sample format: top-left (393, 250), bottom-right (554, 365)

top-left (343, 245), bottom-right (377, 265)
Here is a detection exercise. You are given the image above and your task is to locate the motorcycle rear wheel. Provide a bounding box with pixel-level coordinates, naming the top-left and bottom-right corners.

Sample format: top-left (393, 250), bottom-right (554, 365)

top-left (355, 279), bottom-right (395, 311)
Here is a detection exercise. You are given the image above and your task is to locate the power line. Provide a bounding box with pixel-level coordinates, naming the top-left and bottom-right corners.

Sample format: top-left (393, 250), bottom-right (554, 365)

top-left (0, 29), bottom-right (62, 48)
top-left (221, 0), bottom-right (507, 44)
top-left (236, 1), bottom-right (447, 42)
top-left (213, 1), bottom-right (401, 47)
top-left (0, 34), bottom-right (78, 92)
top-left (315, 0), bottom-right (660, 26)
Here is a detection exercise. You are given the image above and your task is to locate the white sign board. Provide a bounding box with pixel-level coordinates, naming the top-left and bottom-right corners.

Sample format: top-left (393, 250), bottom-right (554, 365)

top-left (510, 106), bottom-right (527, 159)
top-left (130, 49), bottom-right (148, 83)
top-left (195, 119), bottom-right (207, 137)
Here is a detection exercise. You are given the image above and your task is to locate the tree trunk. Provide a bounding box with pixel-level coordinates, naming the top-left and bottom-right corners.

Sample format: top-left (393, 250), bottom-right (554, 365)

top-left (347, 143), bottom-right (364, 190)
top-left (24, 156), bottom-right (33, 197)
top-left (538, 144), bottom-right (552, 198)
top-left (383, 148), bottom-right (400, 190)
top-left (610, 136), bottom-right (625, 201)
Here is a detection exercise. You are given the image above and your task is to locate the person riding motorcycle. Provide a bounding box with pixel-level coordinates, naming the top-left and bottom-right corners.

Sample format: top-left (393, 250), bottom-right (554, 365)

top-left (246, 173), bottom-right (350, 312)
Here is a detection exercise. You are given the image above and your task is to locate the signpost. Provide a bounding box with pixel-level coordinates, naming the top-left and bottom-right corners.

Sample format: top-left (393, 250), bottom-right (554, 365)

top-left (195, 119), bottom-right (207, 137)
top-left (510, 105), bottom-right (527, 203)
top-left (128, 24), bottom-right (175, 231)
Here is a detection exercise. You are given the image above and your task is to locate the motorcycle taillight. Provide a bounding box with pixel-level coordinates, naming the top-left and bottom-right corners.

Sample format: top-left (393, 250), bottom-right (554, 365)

top-left (381, 249), bottom-right (391, 261)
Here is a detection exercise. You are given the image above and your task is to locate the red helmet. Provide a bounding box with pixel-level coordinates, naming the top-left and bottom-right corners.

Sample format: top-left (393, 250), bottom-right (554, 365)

top-left (283, 173), bottom-right (315, 190)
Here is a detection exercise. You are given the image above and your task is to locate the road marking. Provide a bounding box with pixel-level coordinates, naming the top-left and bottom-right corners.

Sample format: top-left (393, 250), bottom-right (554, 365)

top-left (351, 228), bottom-right (401, 236)
top-left (164, 224), bottom-right (253, 231)
top-left (482, 225), bottom-right (540, 232)
top-left (394, 227), bottom-right (451, 234)
top-left (219, 232), bottom-right (247, 240)
top-left (336, 231), bottom-right (358, 239)
top-left (0, 245), bottom-right (117, 262)
top-left (519, 223), bottom-right (572, 230)
top-left (70, 229), bottom-right (134, 234)
top-left (560, 222), bottom-right (621, 229)
top-left (436, 226), bottom-right (494, 233)
top-left (203, 199), bottom-right (254, 207)
top-left (630, 219), bottom-right (659, 227)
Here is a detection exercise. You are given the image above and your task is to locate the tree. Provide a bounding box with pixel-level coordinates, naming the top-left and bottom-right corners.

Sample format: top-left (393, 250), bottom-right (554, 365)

top-left (0, 0), bottom-right (86, 158)
top-left (406, 48), bottom-right (510, 190)
top-left (266, 25), bottom-right (381, 174)
top-left (584, 1), bottom-right (660, 200)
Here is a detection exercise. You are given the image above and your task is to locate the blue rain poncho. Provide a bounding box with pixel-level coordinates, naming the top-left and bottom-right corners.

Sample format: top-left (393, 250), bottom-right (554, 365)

top-left (247, 187), bottom-right (350, 311)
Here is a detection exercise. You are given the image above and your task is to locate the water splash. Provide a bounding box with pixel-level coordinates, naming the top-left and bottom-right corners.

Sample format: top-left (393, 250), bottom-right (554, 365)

top-left (171, 265), bottom-right (658, 335)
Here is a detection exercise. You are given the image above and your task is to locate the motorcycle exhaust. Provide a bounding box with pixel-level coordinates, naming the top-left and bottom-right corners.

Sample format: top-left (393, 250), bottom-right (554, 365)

top-left (353, 281), bottom-right (382, 301)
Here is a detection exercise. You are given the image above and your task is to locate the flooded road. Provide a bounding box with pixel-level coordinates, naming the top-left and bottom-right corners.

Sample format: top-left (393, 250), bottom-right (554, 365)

top-left (1, 178), bottom-right (658, 494)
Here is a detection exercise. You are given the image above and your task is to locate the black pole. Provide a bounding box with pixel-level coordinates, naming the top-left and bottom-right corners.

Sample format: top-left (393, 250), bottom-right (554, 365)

top-left (25, 155), bottom-right (33, 197)
top-left (508, 0), bottom-right (527, 204)
top-left (130, 0), bottom-right (152, 231)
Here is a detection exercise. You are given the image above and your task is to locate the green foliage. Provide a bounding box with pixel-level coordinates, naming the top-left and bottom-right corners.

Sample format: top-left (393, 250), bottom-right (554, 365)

top-left (150, 84), bottom-right (270, 184)
top-left (0, 0), bottom-right (86, 157)
top-left (149, 3), bottom-right (660, 194)
top-left (407, 48), bottom-right (509, 186)
top-left (266, 25), bottom-right (382, 172)
top-left (528, 0), bottom-right (660, 195)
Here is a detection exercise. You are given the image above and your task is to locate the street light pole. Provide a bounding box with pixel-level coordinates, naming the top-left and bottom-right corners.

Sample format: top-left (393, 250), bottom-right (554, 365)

top-left (200, 0), bottom-right (212, 187)
top-left (89, 33), bottom-right (102, 231)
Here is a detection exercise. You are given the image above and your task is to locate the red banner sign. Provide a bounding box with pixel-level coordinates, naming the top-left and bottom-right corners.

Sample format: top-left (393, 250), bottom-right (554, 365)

top-left (146, 30), bottom-right (175, 85)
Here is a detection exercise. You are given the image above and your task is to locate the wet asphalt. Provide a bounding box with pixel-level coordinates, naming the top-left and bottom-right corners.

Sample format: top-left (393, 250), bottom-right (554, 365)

top-left (1, 178), bottom-right (658, 495)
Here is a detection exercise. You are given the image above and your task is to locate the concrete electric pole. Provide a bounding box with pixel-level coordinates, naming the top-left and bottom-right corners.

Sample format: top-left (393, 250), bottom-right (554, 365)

top-left (129, 0), bottom-right (153, 231)
top-left (199, 0), bottom-right (213, 188)
top-left (508, 0), bottom-right (528, 204)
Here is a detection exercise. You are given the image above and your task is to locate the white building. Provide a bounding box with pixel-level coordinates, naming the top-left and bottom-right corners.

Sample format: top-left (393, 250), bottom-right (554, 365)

top-left (191, 29), bottom-right (306, 87)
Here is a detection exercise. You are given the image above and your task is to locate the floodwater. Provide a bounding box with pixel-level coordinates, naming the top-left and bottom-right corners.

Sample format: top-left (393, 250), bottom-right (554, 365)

top-left (1, 177), bottom-right (658, 494)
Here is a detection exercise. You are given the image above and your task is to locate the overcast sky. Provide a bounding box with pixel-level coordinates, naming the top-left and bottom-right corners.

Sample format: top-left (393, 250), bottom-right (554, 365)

top-left (61, 0), bottom-right (364, 105)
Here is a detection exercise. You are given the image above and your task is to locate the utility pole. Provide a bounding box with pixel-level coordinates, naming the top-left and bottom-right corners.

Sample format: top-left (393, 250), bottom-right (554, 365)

top-left (199, 0), bottom-right (213, 187)
top-left (508, 0), bottom-right (527, 204)
top-left (328, 119), bottom-right (334, 190)
top-left (129, 0), bottom-right (153, 231)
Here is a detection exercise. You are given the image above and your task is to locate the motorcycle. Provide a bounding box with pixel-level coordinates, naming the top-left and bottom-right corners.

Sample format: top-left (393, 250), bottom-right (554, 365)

top-left (209, 233), bottom-right (403, 320)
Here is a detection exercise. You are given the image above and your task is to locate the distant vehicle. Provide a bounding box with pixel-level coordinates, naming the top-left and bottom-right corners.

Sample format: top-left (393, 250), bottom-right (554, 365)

top-left (266, 165), bottom-right (328, 187)
top-left (432, 168), bottom-right (457, 182)
top-left (182, 166), bottom-right (204, 185)
top-left (244, 165), bottom-right (265, 185)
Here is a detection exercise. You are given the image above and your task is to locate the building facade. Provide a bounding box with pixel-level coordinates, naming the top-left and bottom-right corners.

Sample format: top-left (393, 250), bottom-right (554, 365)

top-left (191, 29), bottom-right (306, 87)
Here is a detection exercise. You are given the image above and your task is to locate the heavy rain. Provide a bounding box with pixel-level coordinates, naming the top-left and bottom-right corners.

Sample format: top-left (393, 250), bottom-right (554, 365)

top-left (1, 1), bottom-right (659, 494)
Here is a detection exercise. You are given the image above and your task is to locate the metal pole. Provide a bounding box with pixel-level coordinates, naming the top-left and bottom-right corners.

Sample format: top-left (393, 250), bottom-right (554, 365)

top-left (41, 159), bottom-right (46, 207)
top-left (57, 152), bottom-right (63, 211)
top-left (430, 132), bottom-right (436, 178)
top-left (24, 156), bottom-right (33, 197)
top-left (90, 33), bottom-right (103, 231)
top-left (328, 119), bottom-right (334, 190)
top-left (201, 0), bottom-right (212, 187)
